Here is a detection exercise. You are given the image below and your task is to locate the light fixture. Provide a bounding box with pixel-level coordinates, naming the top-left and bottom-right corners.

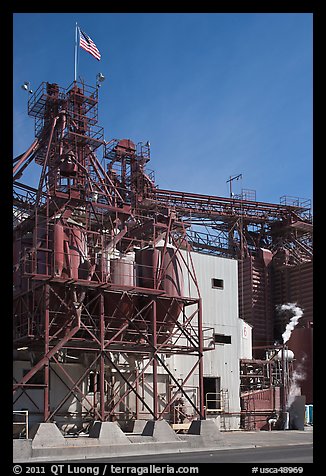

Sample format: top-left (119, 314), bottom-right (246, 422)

top-left (66, 354), bottom-right (79, 360)
top-left (21, 81), bottom-right (33, 94)
top-left (96, 73), bottom-right (105, 87)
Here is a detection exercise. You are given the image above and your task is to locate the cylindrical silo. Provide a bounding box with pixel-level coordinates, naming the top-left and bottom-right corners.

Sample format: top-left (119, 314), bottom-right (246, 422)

top-left (157, 242), bottom-right (184, 296)
top-left (110, 252), bottom-right (135, 287)
top-left (156, 241), bottom-right (184, 342)
top-left (136, 242), bottom-right (184, 294)
top-left (136, 247), bottom-right (159, 289)
top-left (69, 226), bottom-right (87, 280)
top-left (135, 241), bottom-right (184, 344)
top-left (54, 222), bottom-right (65, 277)
top-left (34, 220), bottom-right (47, 275)
top-left (104, 252), bottom-right (137, 341)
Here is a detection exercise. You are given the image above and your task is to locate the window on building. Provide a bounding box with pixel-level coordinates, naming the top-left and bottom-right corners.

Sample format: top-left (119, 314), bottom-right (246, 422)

top-left (214, 333), bottom-right (231, 344)
top-left (211, 278), bottom-right (224, 289)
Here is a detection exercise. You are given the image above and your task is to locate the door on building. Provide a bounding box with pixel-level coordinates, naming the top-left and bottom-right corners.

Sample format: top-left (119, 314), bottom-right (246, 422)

top-left (203, 377), bottom-right (221, 410)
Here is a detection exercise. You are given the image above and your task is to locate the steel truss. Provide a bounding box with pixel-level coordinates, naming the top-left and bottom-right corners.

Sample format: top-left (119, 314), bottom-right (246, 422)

top-left (13, 281), bottom-right (210, 422)
top-left (13, 80), bottom-right (212, 427)
top-left (13, 79), bottom-right (312, 430)
top-left (144, 188), bottom-right (313, 262)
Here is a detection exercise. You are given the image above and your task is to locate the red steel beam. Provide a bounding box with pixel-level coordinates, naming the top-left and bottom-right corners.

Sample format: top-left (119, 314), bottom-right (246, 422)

top-left (149, 188), bottom-right (310, 224)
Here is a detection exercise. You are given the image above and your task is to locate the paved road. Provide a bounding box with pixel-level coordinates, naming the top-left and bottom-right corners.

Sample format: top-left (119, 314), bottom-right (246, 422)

top-left (66, 443), bottom-right (313, 464)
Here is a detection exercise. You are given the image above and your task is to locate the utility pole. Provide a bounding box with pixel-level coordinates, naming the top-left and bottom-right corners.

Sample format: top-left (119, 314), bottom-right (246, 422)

top-left (226, 174), bottom-right (242, 198)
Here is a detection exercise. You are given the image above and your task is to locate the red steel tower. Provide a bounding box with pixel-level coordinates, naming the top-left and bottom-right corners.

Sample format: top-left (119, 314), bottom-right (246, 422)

top-left (13, 81), bottom-right (213, 428)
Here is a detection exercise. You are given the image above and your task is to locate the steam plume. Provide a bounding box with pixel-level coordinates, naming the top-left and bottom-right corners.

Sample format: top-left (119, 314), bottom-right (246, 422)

top-left (287, 356), bottom-right (306, 409)
top-left (278, 303), bottom-right (303, 344)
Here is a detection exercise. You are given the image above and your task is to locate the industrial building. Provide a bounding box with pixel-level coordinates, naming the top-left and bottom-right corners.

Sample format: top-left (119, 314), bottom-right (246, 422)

top-left (13, 79), bottom-right (313, 439)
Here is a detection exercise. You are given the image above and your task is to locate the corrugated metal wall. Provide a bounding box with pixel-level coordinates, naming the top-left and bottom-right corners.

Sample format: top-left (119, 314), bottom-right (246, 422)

top-left (272, 261), bottom-right (313, 336)
top-left (238, 252), bottom-right (274, 348)
top-left (238, 255), bottom-right (313, 349)
top-left (239, 319), bottom-right (253, 360)
top-left (287, 327), bottom-right (313, 404)
top-left (241, 387), bottom-right (281, 430)
top-left (176, 251), bottom-right (243, 429)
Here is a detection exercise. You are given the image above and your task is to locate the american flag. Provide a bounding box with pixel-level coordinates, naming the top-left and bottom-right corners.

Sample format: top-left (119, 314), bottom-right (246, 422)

top-left (79, 29), bottom-right (101, 61)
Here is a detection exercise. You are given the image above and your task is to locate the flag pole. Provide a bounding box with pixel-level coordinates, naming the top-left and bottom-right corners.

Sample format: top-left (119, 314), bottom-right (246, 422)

top-left (74, 22), bottom-right (78, 82)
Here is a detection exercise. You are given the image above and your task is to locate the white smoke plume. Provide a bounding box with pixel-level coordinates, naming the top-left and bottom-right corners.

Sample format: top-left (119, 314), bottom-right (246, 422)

top-left (278, 303), bottom-right (304, 344)
top-left (287, 356), bottom-right (306, 409)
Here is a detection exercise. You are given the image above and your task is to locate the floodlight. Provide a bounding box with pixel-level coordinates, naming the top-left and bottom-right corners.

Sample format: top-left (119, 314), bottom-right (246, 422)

top-left (96, 73), bottom-right (106, 88)
top-left (21, 81), bottom-right (33, 93)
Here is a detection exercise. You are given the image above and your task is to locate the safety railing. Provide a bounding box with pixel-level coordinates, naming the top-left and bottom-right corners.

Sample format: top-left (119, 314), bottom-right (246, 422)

top-left (205, 390), bottom-right (229, 413)
top-left (13, 410), bottom-right (29, 439)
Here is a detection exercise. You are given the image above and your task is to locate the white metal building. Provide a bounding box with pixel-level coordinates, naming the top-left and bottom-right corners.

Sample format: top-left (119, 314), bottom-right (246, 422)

top-left (168, 251), bottom-right (252, 430)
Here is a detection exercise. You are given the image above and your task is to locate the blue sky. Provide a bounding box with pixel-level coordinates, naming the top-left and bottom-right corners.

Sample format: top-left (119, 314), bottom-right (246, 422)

top-left (13, 13), bottom-right (313, 205)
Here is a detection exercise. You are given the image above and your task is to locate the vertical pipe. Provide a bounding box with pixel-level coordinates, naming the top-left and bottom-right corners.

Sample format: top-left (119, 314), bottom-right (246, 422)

top-left (44, 284), bottom-right (50, 421)
top-left (281, 345), bottom-right (287, 429)
top-left (74, 23), bottom-right (78, 82)
top-left (45, 195), bottom-right (50, 276)
top-left (25, 410), bottom-right (29, 440)
top-left (135, 367), bottom-right (139, 420)
top-left (93, 371), bottom-right (97, 417)
top-left (282, 346), bottom-right (286, 411)
top-left (141, 372), bottom-right (145, 411)
top-left (198, 297), bottom-right (205, 419)
top-left (269, 362), bottom-right (274, 411)
top-left (100, 293), bottom-right (105, 421)
top-left (152, 299), bottom-right (158, 420)
top-left (33, 209), bottom-right (38, 275)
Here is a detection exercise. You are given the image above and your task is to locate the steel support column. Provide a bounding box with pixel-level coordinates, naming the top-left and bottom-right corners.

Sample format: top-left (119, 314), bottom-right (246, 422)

top-left (152, 298), bottom-right (158, 420)
top-left (44, 284), bottom-right (50, 421)
top-left (99, 292), bottom-right (105, 421)
top-left (198, 297), bottom-right (205, 419)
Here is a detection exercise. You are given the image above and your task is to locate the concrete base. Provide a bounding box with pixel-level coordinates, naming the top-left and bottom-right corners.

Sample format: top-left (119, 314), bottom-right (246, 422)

top-left (89, 421), bottom-right (131, 444)
top-left (13, 427), bottom-right (313, 463)
top-left (29, 423), bottom-right (65, 448)
top-left (13, 419), bottom-right (225, 463)
top-left (129, 419), bottom-right (148, 434)
top-left (13, 438), bottom-right (190, 463)
top-left (13, 439), bottom-right (32, 460)
top-left (142, 419), bottom-right (182, 441)
top-left (187, 419), bottom-right (224, 443)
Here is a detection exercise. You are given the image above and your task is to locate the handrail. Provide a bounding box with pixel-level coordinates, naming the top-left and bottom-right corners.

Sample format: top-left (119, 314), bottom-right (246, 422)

top-left (13, 410), bottom-right (29, 439)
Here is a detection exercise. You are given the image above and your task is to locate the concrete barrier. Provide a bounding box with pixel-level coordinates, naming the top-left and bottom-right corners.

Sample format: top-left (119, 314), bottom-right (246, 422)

top-left (179, 419), bottom-right (224, 448)
top-left (127, 419), bottom-right (148, 434)
top-left (13, 439), bottom-right (32, 460)
top-left (13, 423), bottom-right (313, 463)
top-left (29, 423), bottom-right (66, 448)
top-left (89, 421), bottom-right (131, 444)
top-left (13, 419), bottom-right (226, 462)
top-left (141, 419), bottom-right (182, 442)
